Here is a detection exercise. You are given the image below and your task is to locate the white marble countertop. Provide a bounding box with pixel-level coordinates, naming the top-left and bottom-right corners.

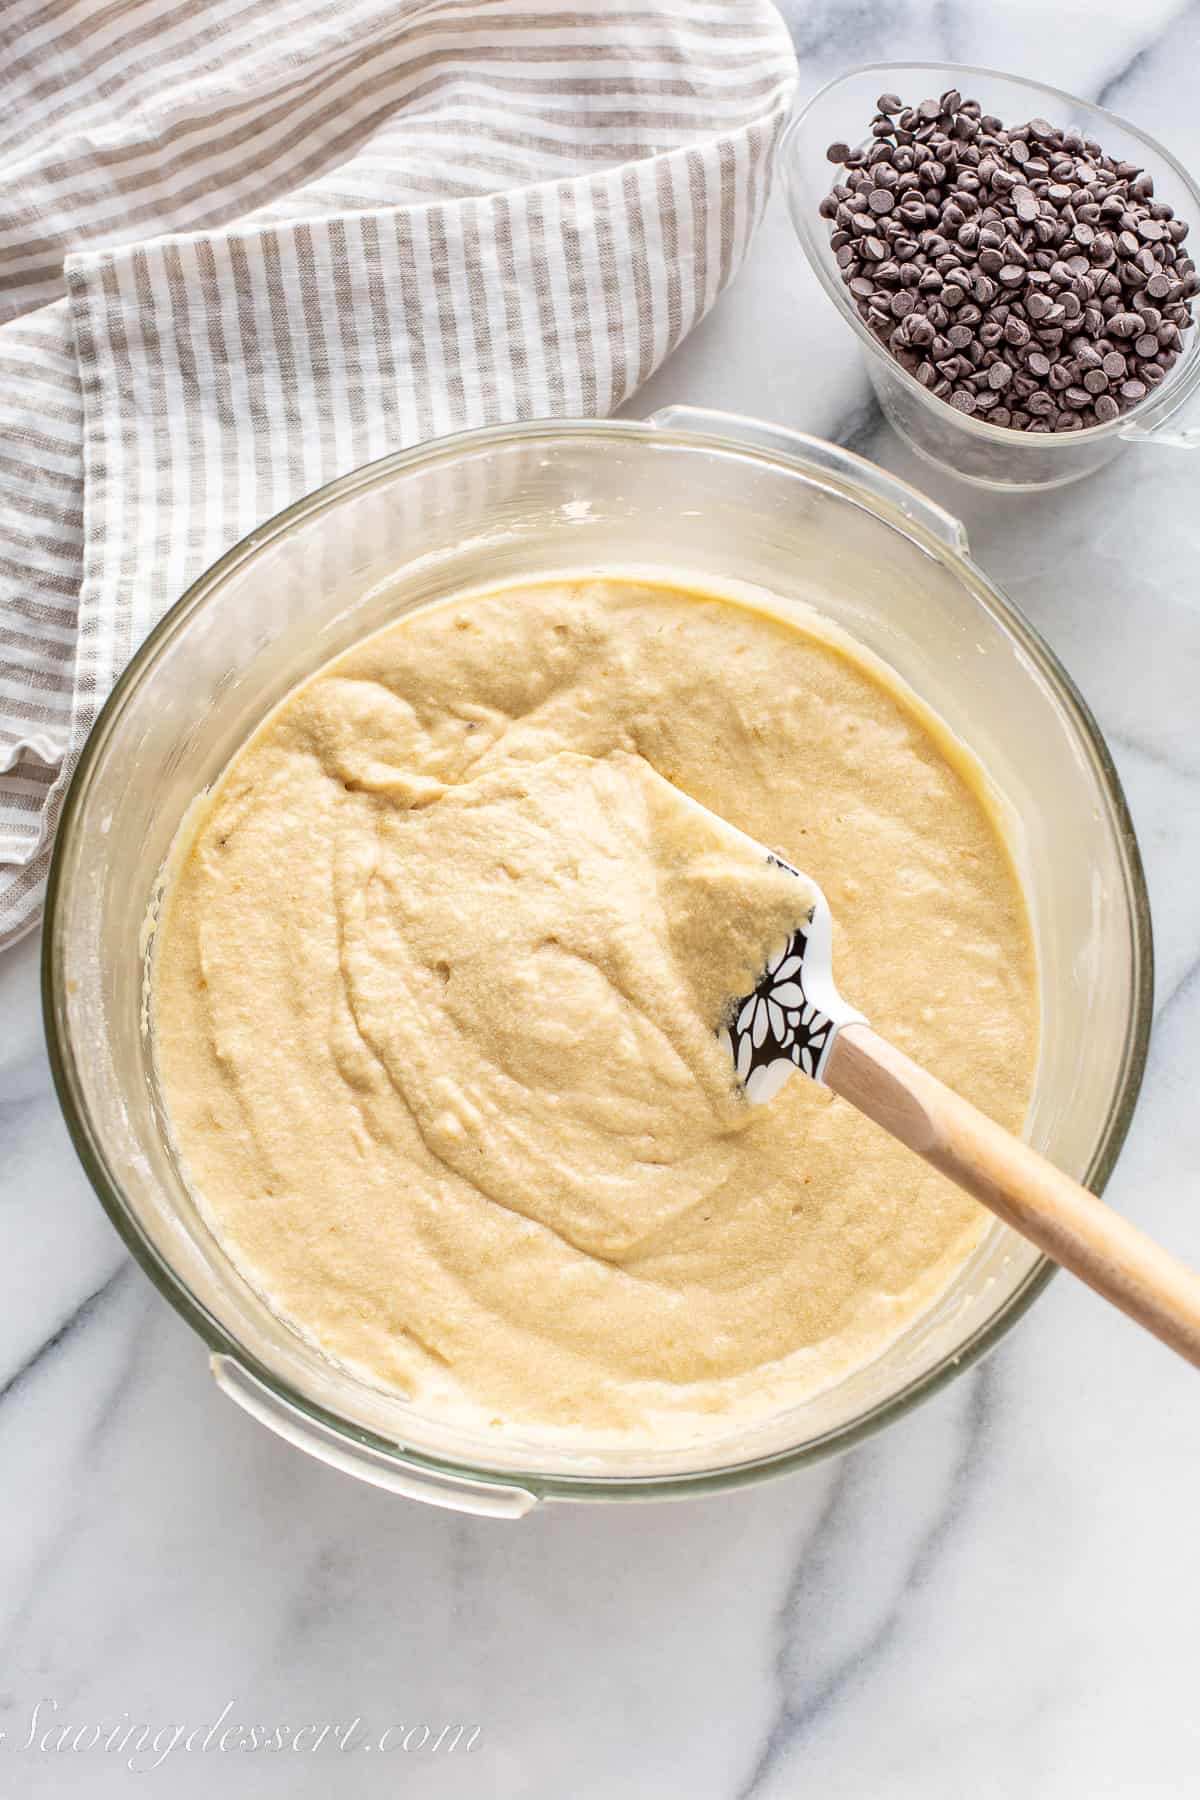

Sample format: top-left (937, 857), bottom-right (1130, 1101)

top-left (4, 3), bottom-right (1200, 1794)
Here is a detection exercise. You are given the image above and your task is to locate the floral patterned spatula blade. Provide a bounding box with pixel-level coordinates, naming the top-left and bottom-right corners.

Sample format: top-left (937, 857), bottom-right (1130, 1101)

top-left (718, 848), bottom-right (864, 1105)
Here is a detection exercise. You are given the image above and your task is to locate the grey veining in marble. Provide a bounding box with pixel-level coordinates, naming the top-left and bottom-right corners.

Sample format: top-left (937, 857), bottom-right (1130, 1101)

top-left (4, 2), bottom-right (1200, 1793)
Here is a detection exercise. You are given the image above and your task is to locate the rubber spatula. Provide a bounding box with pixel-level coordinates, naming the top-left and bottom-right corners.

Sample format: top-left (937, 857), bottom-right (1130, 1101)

top-left (655, 771), bottom-right (1200, 1370)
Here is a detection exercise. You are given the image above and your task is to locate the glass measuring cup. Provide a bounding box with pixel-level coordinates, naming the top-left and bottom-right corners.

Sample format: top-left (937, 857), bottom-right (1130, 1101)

top-left (783, 61), bottom-right (1200, 490)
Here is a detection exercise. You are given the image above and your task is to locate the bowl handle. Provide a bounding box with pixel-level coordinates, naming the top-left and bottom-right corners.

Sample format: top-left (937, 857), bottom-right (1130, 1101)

top-left (211, 1354), bottom-right (540, 1518)
top-left (644, 405), bottom-right (971, 556)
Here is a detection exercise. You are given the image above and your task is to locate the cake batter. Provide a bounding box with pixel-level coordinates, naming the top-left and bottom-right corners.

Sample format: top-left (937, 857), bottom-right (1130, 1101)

top-left (151, 577), bottom-right (1038, 1442)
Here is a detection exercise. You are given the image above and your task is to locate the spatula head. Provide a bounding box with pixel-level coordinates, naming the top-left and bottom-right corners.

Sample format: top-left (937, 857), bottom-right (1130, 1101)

top-left (637, 760), bottom-right (865, 1105)
top-left (718, 852), bottom-right (859, 1103)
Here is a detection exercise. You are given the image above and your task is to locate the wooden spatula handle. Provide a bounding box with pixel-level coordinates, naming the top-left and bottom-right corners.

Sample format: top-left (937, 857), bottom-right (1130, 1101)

top-left (825, 1022), bottom-right (1200, 1369)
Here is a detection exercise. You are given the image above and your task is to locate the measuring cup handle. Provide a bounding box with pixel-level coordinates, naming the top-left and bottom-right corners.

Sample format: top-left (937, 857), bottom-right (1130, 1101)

top-left (1119, 354), bottom-right (1200, 449)
top-left (1121, 420), bottom-right (1200, 449)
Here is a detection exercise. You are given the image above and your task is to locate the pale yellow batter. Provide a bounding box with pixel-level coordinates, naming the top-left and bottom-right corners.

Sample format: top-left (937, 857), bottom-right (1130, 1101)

top-left (151, 577), bottom-right (1037, 1443)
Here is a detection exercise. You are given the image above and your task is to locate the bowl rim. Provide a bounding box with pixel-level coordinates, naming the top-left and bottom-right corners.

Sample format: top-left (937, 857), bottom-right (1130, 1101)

top-left (782, 58), bottom-right (1200, 449)
top-left (41, 414), bottom-right (1155, 1502)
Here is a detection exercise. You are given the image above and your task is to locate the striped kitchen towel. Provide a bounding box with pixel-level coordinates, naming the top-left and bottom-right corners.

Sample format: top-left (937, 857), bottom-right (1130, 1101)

top-left (0, 0), bottom-right (797, 947)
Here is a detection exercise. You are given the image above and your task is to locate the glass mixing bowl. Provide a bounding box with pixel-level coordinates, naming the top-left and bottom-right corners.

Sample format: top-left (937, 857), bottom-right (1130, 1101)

top-left (43, 408), bottom-right (1152, 1515)
top-left (783, 62), bottom-right (1200, 491)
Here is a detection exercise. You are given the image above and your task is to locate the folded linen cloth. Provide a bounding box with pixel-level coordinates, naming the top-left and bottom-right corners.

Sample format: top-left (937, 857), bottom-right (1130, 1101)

top-left (0, 0), bottom-right (796, 946)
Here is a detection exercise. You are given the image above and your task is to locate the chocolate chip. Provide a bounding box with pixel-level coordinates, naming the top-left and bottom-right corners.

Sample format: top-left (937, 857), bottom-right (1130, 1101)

top-left (820, 93), bottom-right (1196, 435)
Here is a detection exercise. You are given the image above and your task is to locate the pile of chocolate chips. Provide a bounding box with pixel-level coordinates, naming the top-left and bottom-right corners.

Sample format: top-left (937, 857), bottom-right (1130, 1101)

top-left (820, 89), bottom-right (1197, 432)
